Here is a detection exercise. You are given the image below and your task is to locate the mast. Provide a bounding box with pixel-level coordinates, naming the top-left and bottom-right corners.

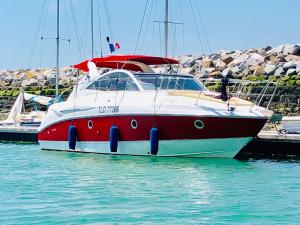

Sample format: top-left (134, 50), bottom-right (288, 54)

top-left (164, 0), bottom-right (168, 57)
top-left (91, 0), bottom-right (94, 58)
top-left (55, 0), bottom-right (60, 102)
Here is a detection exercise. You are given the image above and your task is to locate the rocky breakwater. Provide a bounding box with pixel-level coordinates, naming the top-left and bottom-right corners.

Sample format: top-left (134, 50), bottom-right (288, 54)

top-left (0, 43), bottom-right (299, 114)
top-left (178, 44), bottom-right (300, 114)
top-left (179, 44), bottom-right (300, 82)
top-left (0, 67), bottom-right (86, 97)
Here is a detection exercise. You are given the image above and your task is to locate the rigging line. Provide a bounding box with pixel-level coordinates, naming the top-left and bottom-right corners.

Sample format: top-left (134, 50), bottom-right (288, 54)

top-left (40, 37), bottom-right (43, 68)
top-left (179, 0), bottom-right (185, 55)
top-left (82, 3), bottom-right (91, 58)
top-left (172, 24), bottom-right (178, 57)
top-left (158, 23), bottom-right (162, 56)
top-left (28, 0), bottom-right (47, 68)
top-left (96, 0), bottom-right (103, 57)
top-left (69, 0), bottom-right (84, 60)
top-left (40, 0), bottom-right (50, 39)
top-left (140, 0), bottom-right (154, 50)
top-left (188, 0), bottom-right (204, 54)
top-left (151, 0), bottom-right (158, 55)
top-left (63, 0), bottom-right (71, 65)
top-left (102, 0), bottom-right (114, 41)
top-left (63, 0), bottom-right (71, 40)
top-left (194, 0), bottom-right (211, 53)
top-left (134, 0), bottom-right (149, 54)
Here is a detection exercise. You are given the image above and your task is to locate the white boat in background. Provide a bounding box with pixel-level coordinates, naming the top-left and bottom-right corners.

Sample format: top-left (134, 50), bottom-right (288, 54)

top-left (0, 91), bottom-right (53, 127)
top-left (281, 116), bottom-right (300, 134)
top-left (38, 55), bottom-right (272, 158)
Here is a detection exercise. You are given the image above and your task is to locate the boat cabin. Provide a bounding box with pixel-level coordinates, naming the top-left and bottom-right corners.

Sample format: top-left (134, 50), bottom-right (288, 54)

top-left (86, 71), bottom-right (207, 92)
top-left (73, 55), bottom-right (207, 92)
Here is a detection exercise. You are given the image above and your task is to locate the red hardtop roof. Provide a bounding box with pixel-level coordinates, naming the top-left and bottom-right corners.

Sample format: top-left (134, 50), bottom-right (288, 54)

top-left (73, 55), bottom-right (179, 72)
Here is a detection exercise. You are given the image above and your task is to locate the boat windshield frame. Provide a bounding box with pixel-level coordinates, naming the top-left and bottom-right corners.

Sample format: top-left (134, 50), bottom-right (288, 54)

top-left (84, 70), bottom-right (207, 92)
top-left (134, 73), bottom-right (208, 91)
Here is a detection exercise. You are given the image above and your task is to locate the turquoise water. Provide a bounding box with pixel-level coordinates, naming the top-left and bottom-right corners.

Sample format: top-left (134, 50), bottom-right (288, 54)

top-left (1, 143), bottom-right (300, 224)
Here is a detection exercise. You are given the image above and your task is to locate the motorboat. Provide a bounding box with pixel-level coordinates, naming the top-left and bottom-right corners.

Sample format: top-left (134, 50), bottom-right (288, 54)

top-left (38, 55), bottom-right (271, 158)
top-left (0, 91), bottom-right (53, 127)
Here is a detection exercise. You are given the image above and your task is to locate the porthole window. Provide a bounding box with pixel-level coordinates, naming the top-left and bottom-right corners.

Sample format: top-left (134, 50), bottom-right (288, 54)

top-left (131, 119), bottom-right (138, 129)
top-left (194, 120), bottom-right (204, 130)
top-left (88, 120), bottom-right (93, 129)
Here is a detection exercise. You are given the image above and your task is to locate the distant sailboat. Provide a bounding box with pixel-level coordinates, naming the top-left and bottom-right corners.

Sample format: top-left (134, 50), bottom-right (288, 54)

top-left (0, 91), bottom-right (53, 127)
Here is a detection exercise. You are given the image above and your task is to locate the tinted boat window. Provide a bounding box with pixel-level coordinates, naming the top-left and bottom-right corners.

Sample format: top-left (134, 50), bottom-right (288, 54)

top-left (135, 74), bottom-right (206, 91)
top-left (87, 72), bottom-right (139, 91)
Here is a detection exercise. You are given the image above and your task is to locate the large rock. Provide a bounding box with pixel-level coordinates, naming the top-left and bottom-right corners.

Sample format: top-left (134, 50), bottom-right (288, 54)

top-left (267, 45), bottom-right (284, 56)
top-left (207, 71), bottom-right (222, 78)
top-left (296, 63), bottom-right (300, 73)
top-left (274, 67), bottom-right (285, 76)
top-left (230, 54), bottom-right (249, 66)
top-left (230, 50), bottom-right (243, 59)
top-left (195, 68), bottom-right (208, 78)
top-left (245, 53), bottom-right (265, 66)
top-left (264, 64), bottom-right (276, 75)
top-left (268, 54), bottom-right (286, 64)
top-left (209, 54), bottom-right (220, 61)
top-left (204, 67), bottom-right (215, 74)
top-left (21, 78), bottom-right (38, 87)
top-left (231, 66), bottom-right (242, 74)
top-left (214, 60), bottom-right (226, 70)
top-left (46, 72), bottom-right (56, 85)
top-left (241, 68), bottom-right (251, 76)
top-left (286, 69), bottom-right (297, 76)
top-left (221, 68), bottom-right (232, 77)
top-left (252, 66), bottom-right (265, 76)
top-left (221, 55), bottom-right (234, 64)
top-left (283, 44), bottom-right (300, 56)
top-left (283, 61), bottom-right (298, 70)
top-left (59, 77), bottom-right (71, 86)
top-left (258, 48), bottom-right (267, 56)
top-left (202, 58), bottom-right (213, 68)
top-left (285, 54), bottom-right (300, 61)
top-left (180, 55), bottom-right (200, 68)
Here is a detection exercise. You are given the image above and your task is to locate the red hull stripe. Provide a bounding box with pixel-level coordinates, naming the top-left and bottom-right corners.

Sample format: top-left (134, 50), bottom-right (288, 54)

top-left (38, 115), bottom-right (267, 141)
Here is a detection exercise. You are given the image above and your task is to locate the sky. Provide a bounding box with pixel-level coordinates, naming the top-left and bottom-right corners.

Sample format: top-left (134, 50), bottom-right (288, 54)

top-left (0, 0), bottom-right (300, 70)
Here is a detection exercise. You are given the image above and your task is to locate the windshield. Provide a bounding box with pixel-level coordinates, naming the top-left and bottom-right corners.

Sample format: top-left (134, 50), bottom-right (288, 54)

top-left (135, 74), bottom-right (206, 91)
top-left (87, 72), bottom-right (139, 91)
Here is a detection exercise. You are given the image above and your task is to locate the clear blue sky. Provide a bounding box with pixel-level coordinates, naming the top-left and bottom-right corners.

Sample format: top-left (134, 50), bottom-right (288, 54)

top-left (0, 0), bottom-right (300, 70)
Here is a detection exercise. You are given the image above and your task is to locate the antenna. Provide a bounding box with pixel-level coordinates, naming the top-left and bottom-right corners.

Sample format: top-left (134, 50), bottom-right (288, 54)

top-left (164, 0), bottom-right (168, 57)
top-left (55, 0), bottom-right (60, 102)
top-left (91, 0), bottom-right (94, 58)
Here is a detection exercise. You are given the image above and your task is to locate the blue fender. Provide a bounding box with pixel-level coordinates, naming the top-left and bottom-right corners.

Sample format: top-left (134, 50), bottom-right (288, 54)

top-left (150, 128), bottom-right (159, 155)
top-left (110, 125), bottom-right (118, 152)
top-left (68, 125), bottom-right (77, 150)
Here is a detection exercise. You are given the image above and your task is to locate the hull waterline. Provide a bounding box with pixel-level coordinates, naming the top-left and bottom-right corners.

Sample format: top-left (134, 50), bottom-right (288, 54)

top-left (39, 137), bottom-right (252, 158)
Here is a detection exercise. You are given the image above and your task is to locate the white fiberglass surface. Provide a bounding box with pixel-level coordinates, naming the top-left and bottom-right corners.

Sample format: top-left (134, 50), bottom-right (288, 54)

top-left (39, 137), bottom-right (252, 158)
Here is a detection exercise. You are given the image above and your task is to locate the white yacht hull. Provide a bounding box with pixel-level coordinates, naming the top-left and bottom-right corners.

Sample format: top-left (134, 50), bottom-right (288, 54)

top-left (39, 137), bottom-right (252, 158)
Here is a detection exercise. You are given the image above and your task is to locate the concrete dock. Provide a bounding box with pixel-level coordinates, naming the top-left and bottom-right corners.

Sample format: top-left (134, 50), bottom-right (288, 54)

top-left (0, 126), bottom-right (38, 142)
top-left (236, 131), bottom-right (300, 160)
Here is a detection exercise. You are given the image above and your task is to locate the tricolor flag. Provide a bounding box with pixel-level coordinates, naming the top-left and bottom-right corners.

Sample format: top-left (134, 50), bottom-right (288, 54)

top-left (106, 36), bottom-right (120, 53)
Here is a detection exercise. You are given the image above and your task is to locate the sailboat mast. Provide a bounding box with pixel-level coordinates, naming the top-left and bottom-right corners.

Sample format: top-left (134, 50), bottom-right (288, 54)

top-left (55, 0), bottom-right (60, 102)
top-left (164, 0), bottom-right (168, 57)
top-left (91, 0), bottom-right (94, 58)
